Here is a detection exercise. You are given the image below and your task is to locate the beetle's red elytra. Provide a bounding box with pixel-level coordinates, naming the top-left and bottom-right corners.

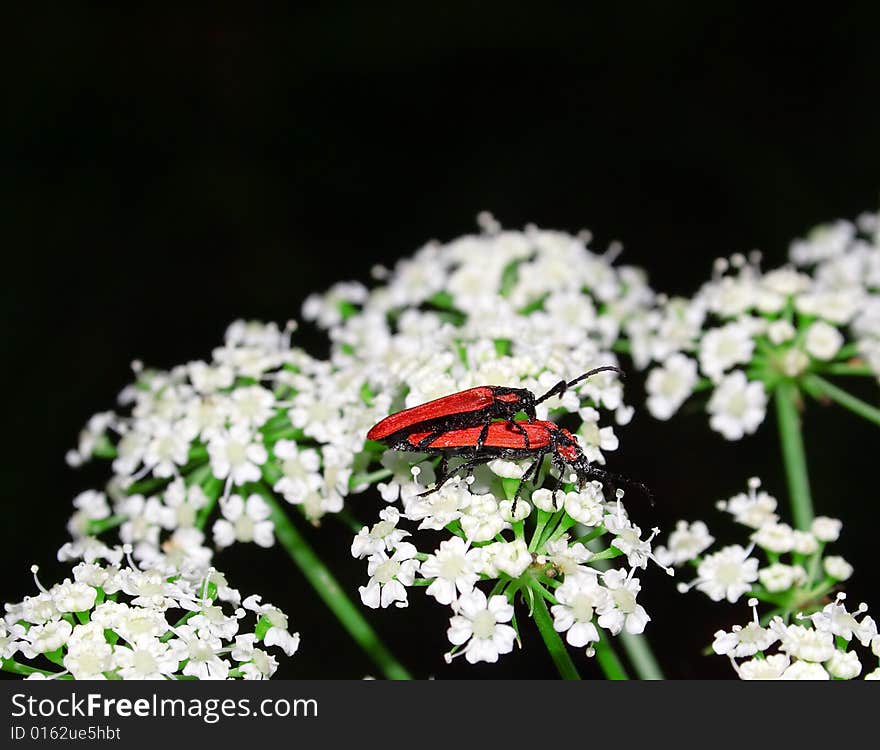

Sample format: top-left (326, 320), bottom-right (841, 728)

top-left (390, 419), bottom-right (651, 510)
top-left (366, 366), bottom-right (623, 452)
top-left (366, 367), bottom-right (651, 511)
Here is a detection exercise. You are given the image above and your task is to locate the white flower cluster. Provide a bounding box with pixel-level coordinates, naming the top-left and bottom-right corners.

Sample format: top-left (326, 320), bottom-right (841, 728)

top-left (66, 318), bottom-right (406, 578)
top-left (62, 218), bottom-right (662, 674)
top-left (789, 214), bottom-right (880, 384)
top-left (713, 595), bottom-right (878, 680)
top-left (657, 477), bottom-right (878, 679)
top-left (661, 478), bottom-right (854, 603)
top-left (1, 551), bottom-right (299, 680)
top-left (629, 212), bottom-right (880, 438)
top-left (352, 484), bottom-right (663, 665)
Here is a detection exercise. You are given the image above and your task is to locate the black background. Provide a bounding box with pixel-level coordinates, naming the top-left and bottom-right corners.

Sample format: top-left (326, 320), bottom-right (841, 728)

top-left (7, 4), bottom-right (879, 679)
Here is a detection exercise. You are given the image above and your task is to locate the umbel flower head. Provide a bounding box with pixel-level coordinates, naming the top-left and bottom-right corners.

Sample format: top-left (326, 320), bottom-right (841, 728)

top-left (319, 216), bottom-right (667, 667)
top-left (63, 216), bottom-right (659, 677)
top-left (657, 477), bottom-right (879, 679)
top-left (67, 216), bottom-right (656, 582)
top-left (2, 547), bottom-right (299, 680)
top-left (629, 212), bottom-right (879, 439)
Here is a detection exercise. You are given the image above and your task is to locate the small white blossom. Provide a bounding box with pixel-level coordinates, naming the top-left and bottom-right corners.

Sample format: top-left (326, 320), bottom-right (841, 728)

top-left (562, 484), bottom-right (605, 527)
top-left (446, 590), bottom-right (517, 665)
top-left (699, 322), bottom-right (755, 382)
top-left (478, 540), bottom-right (531, 579)
top-left (824, 555), bottom-right (853, 581)
top-left (780, 661), bottom-right (830, 680)
top-left (551, 574), bottom-right (609, 647)
top-left (598, 568), bottom-right (650, 635)
top-left (737, 653), bottom-right (790, 679)
top-left (751, 522), bottom-right (795, 554)
top-left (26, 620), bottom-right (73, 654)
top-left (811, 516), bottom-right (842, 543)
top-left (825, 649), bottom-right (862, 679)
top-left (654, 520), bottom-right (714, 567)
top-left (718, 479), bottom-right (778, 529)
top-left (713, 625), bottom-right (776, 659)
top-left (804, 320), bottom-right (844, 360)
top-left (707, 371), bottom-right (767, 440)
top-left (212, 494), bottom-right (275, 549)
top-left (359, 543), bottom-right (420, 609)
top-left (351, 507), bottom-right (410, 559)
top-left (690, 545), bottom-right (758, 603)
top-left (645, 354), bottom-right (699, 420)
top-left (770, 619), bottom-right (836, 663)
top-left (758, 563), bottom-right (807, 593)
top-left (420, 538), bottom-right (481, 605)
top-left (207, 426), bottom-right (268, 485)
top-left (113, 637), bottom-right (186, 680)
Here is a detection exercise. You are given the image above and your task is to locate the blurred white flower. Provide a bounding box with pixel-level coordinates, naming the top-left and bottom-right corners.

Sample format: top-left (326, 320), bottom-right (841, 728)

top-left (645, 354), bottom-right (699, 420)
top-left (707, 372), bottom-right (767, 441)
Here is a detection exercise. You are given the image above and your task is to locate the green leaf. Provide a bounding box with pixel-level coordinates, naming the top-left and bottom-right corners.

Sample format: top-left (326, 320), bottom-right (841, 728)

top-left (338, 300), bottom-right (360, 320)
top-left (499, 259), bottom-right (521, 297)
top-left (44, 647), bottom-right (66, 667)
top-left (427, 291), bottom-right (456, 310)
top-left (518, 293), bottom-right (548, 315)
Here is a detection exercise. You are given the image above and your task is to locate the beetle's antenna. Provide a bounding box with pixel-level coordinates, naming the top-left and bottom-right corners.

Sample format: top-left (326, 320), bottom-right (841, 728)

top-left (534, 365), bottom-right (625, 406)
top-left (575, 460), bottom-right (654, 507)
top-left (565, 365), bottom-right (625, 390)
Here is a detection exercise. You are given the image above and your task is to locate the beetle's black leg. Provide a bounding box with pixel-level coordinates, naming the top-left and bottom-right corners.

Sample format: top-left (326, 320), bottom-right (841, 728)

top-left (510, 450), bottom-right (546, 516)
top-left (417, 455), bottom-right (491, 497)
top-left (416, 427), bottom-right (450, 450)
top-left (507, 419), bottom-right (530, 449)
top-left (473, 420), bottom-right (491, 456)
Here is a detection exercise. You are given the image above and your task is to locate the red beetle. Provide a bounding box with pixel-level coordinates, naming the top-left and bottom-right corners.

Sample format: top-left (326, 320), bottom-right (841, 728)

top-left (394, 419), bottom-right (651, 510)
top-left (366, 366), bottom-right (622, 451)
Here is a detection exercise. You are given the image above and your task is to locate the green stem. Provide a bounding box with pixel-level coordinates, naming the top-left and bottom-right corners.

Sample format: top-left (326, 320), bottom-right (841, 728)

top-left (617, 631), bottom-right (663, 680)
top-left (819, 363), bottom-right (874, 377)
top-left (1, 658), bottom-right (57, 677)
top-left (528, 510), bottom-right (552, 553)
top-left (349, 468), bottom-right (393, 488)
top-left (254, 484), bottom-right (412, 680)
top-left (774, 383), bottom-right (814, 530)
top-left (586, 538), bottom-right (663, 679)
top-left (529, 584), bottom-right (580, 680)
top-left (593, 629), bottom-right (629, 680)
top-left (804, 374), bottom-right (880, 426)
